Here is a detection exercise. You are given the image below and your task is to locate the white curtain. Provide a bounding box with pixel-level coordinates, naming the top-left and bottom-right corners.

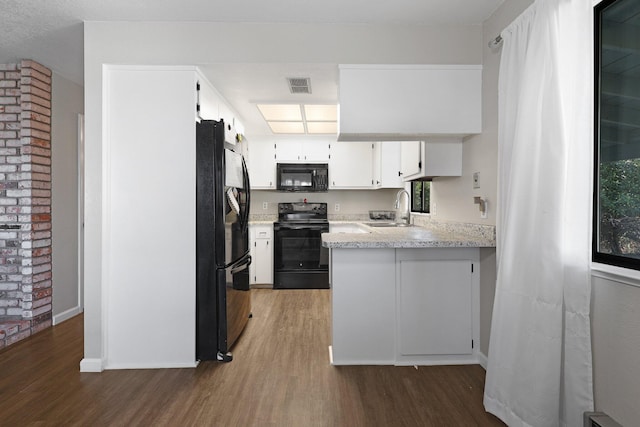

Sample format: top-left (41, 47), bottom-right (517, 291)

top-left (483, 0), bottom-right (594, 425)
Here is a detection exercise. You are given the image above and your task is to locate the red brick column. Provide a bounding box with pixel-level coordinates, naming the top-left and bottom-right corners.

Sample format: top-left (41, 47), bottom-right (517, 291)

top-left (0, 63), bottom-right (23, 322)
top-left (19, 60), bottom-right (53, 334)
top-left (0, 60), bottom-right (52, 348)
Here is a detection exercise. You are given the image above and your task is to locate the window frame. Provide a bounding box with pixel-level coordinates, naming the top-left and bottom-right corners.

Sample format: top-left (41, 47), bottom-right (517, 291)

top-left (411, 181), bottom-right (430, 214)
top-left (592, 0), bottom-right (640, 271)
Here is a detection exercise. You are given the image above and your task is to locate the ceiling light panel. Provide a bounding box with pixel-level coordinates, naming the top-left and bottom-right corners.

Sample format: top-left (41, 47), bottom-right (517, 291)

top-left (268, 121), bottom-right (305, 134)
top-left (307, 122), bottom-right (337, 134)
top-left (257, 104), bottom-right (302, 121)
top-left (304, 104), bottom-right (337, 121)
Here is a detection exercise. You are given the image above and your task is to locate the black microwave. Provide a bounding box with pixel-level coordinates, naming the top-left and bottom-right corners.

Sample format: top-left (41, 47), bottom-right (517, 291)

top-left (277, 163), bottom-right (328, 192)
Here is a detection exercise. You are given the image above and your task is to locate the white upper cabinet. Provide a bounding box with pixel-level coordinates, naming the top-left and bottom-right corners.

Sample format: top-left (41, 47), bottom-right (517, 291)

top-left (338, 65), bottom-right (482, 141)
top-left (247, 139), bottom-right (276, 189)
top-left (329, 142), bottom-right (375, 189)
top-left (196, 79), bottom-right (219, 121)
top-left (196, 76), bottom-right (245, 137)
top-left (400, 139), bottom-right (463, 181)
top-left (373, 142), bottom-right (403, 188)
top-left (275, 140), bottom-right (330, 162)
top-left (400, 141), bottom-right (422, 178)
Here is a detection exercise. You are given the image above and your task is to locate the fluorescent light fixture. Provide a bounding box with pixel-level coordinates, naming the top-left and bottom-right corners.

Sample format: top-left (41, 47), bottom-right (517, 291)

top-left (304, 104), bottom-right (337, 121)
top-left (267, 121), bottom-right (305, 134)
top-left (257, 103), bottom-right (338, 134)
top-left (307, 122), bottom-right (338, 134)
top-left (257, 104), bottom-right (302, 121)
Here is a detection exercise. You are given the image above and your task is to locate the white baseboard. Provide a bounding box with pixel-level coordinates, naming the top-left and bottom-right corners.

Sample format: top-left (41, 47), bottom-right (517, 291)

top-left (103, 361), bottom-right (198, 370)
top-left (80, 358), bottom-right (104, 372)
top-left (53, 306), bottom-right (83, 325)
top-left (477, 350), bottom-right (488, 370)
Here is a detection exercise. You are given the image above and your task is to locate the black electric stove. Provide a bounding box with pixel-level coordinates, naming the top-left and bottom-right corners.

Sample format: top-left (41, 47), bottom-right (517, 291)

top-left (273, 203), bottom-right (329, 289)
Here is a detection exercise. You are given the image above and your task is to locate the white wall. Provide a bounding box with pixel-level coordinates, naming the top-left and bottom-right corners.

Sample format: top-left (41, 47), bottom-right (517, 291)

top-left (592, 274), bottom-right (640, 426)
top-left (51, 72), bottom-right (83, 324)
top-left (251, 189), bottom-right (401, 216)
top-left (82, 21), bottom-right (483, 366)
top-left (434, 0), bottom-right (534, 227)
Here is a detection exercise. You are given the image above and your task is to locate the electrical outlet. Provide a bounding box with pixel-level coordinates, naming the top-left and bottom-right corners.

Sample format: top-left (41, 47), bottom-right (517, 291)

top-left (473, 172), bottom-right (480, 189)
top-left (334, 203), bottom-right (340, 212)
top-left (262, 202), bottom-right (268, 210)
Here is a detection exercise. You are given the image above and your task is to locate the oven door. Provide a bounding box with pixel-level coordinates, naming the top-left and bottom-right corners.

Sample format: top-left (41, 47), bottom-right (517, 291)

top-left (273, 224), bottom-right (329, 289)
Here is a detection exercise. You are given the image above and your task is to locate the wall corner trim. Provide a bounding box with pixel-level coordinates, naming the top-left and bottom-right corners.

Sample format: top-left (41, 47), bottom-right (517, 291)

top-left (477, 350), bottom-right (488, 370)
top-left (53, 307), bottom-right (82, 325)
top-left (79, 358), bottom-right (104, 373)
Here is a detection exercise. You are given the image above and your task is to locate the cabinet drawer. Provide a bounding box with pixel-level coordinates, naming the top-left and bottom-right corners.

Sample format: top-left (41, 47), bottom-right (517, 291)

top-left (252, 226), bottom-right (273, 239)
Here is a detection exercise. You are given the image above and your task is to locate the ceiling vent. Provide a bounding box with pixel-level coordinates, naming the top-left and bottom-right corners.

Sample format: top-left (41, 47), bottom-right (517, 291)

top-left (287, 77), bottom-right (312, 94)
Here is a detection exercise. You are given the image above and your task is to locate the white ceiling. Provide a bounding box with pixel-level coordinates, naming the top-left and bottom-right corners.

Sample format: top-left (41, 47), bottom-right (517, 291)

top-left (0, 0), bottom-right (503, 135)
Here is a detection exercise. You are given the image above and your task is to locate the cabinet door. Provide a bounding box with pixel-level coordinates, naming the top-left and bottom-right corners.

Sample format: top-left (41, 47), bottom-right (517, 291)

top-left (400, 141), bottom-right (422, 180)
top-left (274, 140), bottom-right (301, 161)
top-left (302, 141), bottom-right (330, 162)
top-left (250, 226), bottom-right (273, 285)
top-left (398, 259), bottom-right (472, 356)
top-left (248, 141), bottom-right (276, 189)
top-left (378, 142), bottom-right (403, 188)
top-left (274, 140), bottom-right (330, 162)
top-left (197, 79), bottom-right (220, 121)
top-left (253, 239), bottom-right (273, 284)
top-left (329, 142), bottom-right (374, 189)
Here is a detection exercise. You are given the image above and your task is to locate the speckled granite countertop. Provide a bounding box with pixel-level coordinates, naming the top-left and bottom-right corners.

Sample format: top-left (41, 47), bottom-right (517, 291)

top-left (322, 220), bottom-right (496, 249)
top-left (249, 214), bottom-right (496, 248)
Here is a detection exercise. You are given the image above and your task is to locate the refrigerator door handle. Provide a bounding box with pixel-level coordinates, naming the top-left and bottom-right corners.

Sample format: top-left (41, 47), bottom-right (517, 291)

top-left (224, 251), bottom-right (252, 270)
top-left (231, 254), bottom-right (252, 274)
top-left (241, 156), bottom-right (251, 232)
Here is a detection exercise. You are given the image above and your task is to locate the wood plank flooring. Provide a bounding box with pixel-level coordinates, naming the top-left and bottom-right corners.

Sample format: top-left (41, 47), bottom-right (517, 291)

top-left (0, 289), bottom-right (504, 426)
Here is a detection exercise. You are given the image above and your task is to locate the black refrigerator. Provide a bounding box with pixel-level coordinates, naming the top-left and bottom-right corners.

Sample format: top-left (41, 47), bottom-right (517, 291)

top-left (196, 119), bottom-right (251, 362)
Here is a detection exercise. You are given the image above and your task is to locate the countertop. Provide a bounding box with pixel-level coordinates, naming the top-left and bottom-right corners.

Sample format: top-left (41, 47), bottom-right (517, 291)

top-left (248, 216), bottom-right (496, 249)
top-left (322, 221), bottom-right (496, 249)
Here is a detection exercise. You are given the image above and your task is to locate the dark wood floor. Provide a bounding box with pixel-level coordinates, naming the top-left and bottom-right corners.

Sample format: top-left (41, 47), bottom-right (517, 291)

top-left (0, 289), bottom-right (504, 426)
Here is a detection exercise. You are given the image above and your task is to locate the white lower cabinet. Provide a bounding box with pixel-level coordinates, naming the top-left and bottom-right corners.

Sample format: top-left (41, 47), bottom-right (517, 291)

top-left (330, 247), bottom-right (479, 366)
top-left (397, 258), bottom-right (472, 356)
top-left (331, 248), bottom-right (397, 365)
top-left (249, 224), bottom-right (273, 285)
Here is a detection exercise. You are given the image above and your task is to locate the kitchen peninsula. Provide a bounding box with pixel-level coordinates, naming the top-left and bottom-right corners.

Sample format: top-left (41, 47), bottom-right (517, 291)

top-left (322, 220), bottom-right (495, 366)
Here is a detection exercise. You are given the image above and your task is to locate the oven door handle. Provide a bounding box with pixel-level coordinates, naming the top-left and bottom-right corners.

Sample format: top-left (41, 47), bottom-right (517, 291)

top-left (274, 225), bottom-right (328, 231)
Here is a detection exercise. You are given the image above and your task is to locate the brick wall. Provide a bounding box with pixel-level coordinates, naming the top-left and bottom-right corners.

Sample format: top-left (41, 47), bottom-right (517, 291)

top-left (0, 60), bottom-right (52, 350)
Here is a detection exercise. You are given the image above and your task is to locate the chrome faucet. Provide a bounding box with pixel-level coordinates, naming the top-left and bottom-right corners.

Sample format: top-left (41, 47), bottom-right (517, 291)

top-left (394, 189), bottom-right (411, 225)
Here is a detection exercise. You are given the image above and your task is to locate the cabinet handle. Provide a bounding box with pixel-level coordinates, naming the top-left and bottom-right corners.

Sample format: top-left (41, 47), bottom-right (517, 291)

top-left (398, 171), bottom-right (403, 177)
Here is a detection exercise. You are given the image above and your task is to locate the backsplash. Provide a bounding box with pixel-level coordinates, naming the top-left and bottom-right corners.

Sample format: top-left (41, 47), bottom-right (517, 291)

top-left (249, 188), bottom-right (400, 216)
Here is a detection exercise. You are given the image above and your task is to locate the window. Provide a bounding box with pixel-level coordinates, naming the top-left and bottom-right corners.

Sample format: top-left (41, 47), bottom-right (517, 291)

top-left (411, 181), bottom-right (430, 213)
top-left (593, 0), bottom-right (640, 270)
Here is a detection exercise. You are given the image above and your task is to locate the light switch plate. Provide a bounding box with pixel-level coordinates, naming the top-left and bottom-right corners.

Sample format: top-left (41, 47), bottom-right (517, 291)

top-left (473, 172), bottom-right (480, 189)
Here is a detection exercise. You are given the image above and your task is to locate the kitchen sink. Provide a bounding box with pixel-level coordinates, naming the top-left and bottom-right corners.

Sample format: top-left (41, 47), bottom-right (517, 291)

top-left (363, 222), bottom-right (414, 228)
